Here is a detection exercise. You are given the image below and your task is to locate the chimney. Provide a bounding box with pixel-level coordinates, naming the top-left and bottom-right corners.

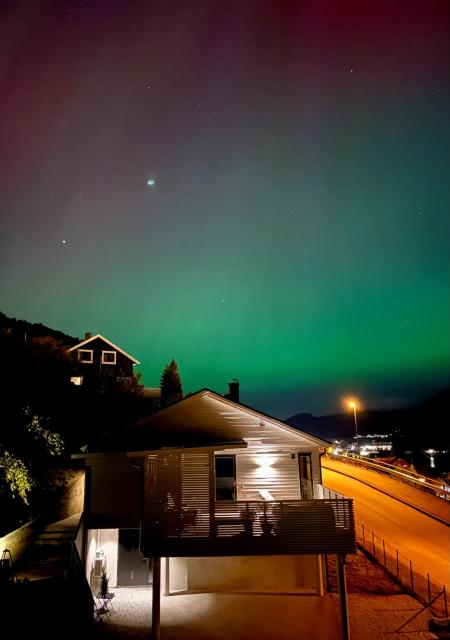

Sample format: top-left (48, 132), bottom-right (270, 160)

top-left (226, 379), bottom-right (240, 403)
top-left (85, 332), bottom-right (92, 340)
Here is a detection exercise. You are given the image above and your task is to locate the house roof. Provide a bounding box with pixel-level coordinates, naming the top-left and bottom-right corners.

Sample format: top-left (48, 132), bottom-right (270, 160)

top-left (79, 389), bottom-right (330, 455)
top-left (68, 333), bottom-right (140, 365)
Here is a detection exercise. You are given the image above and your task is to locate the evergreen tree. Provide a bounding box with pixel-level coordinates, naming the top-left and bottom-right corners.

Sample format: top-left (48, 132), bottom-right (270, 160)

top-left (160, 359), bottom-right (183, 407)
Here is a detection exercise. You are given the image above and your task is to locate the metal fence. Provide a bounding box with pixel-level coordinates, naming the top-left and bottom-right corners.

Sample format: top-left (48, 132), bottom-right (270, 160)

top-left (355, 521), bottom-right (448, 618)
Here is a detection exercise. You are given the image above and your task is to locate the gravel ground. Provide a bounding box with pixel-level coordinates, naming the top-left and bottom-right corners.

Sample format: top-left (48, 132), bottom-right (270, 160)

top-left (345, 593), bottom-right (437, 640)
top-left (94, 588), bottom-right (341, 640)
top-left (93, 587), bottom-right (440, 640)
top-left (92, 550), bottom-right (441, 640)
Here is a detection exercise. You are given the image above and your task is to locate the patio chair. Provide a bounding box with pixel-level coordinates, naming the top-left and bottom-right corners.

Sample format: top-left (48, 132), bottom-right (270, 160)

top-left (94, 596), bottom-right (111, 622)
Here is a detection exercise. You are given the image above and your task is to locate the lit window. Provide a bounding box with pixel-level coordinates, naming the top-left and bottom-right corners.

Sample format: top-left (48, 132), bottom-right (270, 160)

top-left (78, 349), bottom-right (93, 363)
top-left (102, 351), bottom-right (117, 365)
top-left (215, 455), bottom-right (236, 501)
top-left (70, 376), bottom-right (83, 385)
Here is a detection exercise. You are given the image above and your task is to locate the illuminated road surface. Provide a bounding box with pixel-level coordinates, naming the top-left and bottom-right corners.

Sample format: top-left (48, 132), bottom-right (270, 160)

top-left (323, 457), bottom-right (450, 523)
top-left (322, 465), bottom-right (450, 590)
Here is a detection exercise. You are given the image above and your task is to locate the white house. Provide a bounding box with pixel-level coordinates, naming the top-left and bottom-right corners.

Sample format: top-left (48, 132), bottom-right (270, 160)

top-left (73, 385), bottom-right (355, 638)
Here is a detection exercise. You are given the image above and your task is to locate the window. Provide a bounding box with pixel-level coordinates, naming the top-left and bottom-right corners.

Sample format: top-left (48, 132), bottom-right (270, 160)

top-left (78, 349), bottom-right (93, 363)
top-left (215, 455), bottom-right (236, 501)
top-left (298, 453), bottom-right (313, 500)
top-left (102, 350), bottom-right (117, 364)
top-left (70, 376), bottom-right (83, 385)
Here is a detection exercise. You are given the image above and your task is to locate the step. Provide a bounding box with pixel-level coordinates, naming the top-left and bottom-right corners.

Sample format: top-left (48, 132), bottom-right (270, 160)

top-left (35, 537), bottom-right (72, 546)
top-left (38, 529), bottom-right (75, 537)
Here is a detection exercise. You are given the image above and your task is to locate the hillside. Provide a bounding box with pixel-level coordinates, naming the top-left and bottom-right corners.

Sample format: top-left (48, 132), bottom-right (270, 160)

top-left (287, 388), bottom-right (450, 450)
top-left (0, 310), bottom-right (78, 346)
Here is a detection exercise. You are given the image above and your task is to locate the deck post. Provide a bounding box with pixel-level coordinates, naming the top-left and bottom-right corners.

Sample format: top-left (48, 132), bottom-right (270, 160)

top-left (337, 554), bottom-right (350, 640)
top-left (151, 557), bottom-right (161, 640)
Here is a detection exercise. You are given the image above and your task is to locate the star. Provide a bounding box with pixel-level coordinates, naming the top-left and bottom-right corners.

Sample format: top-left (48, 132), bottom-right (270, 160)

top-left (418, 210), bottom-right (424, 216)
top-left (349, 68), bottom-right (354, 73)
top-left (147, 178), bottom-right (156, 187)
top-left (62, 240), bottom-right (67, 245)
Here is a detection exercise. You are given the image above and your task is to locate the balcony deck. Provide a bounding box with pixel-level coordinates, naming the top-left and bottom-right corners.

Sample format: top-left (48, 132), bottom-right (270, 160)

top-left (142, 497), bottom-right (356, 557)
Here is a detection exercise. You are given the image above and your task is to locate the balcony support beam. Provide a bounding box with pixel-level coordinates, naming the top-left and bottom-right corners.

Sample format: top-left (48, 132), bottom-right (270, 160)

top-left (337, 553), bottom-right (350, 640)
top-left (151, 556), bottom-right (161, 640)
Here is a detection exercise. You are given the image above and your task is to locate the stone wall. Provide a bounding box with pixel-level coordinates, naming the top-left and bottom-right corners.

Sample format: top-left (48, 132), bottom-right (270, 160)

top-left (45, 468), bottom-right (86, 520)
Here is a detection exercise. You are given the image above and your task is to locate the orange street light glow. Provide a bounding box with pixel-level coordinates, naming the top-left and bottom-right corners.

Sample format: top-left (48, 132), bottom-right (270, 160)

top-left (344, 397), bottom-right (359, 410)
top-left (343, 396), bottom-right (360, 442)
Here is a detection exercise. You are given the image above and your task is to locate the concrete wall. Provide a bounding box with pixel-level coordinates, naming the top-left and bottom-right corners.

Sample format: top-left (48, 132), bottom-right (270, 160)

top-left (99, 529), bottom-right (119, 587)
top-left (0, 517), bottom-right (41, 566)
top-left (166, 556), bottom-right (188, 593)
top-left (166, 555), bottom-right (323, 595)
top-left (85, 528), bottom-right (119, 592)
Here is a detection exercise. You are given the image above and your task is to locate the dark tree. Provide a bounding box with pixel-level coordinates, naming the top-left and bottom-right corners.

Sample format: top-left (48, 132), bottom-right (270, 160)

top-left (160, 359), bottom-right (183, 407)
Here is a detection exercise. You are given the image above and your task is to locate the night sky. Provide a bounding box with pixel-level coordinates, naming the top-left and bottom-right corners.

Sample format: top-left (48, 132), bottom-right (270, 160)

top-left (1, 0), bottom-right (449, 417)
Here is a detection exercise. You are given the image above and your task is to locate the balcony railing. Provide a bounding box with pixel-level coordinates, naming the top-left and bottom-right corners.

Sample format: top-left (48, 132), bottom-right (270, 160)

top-left (142, 497), bottom-right (356, 558)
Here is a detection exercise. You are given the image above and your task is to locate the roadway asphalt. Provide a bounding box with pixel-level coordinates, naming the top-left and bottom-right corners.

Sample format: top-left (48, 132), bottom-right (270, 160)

top-left (322, 464), bottom-right (450, 590)
top-left (323, 457), bottom-right (450, 524)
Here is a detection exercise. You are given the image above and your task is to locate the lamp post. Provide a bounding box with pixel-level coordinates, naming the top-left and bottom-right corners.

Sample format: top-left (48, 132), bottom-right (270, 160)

top-left (345, 398), bottom-right (359, 454)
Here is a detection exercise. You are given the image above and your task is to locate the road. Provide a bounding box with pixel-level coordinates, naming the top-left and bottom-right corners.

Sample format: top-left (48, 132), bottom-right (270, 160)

top-left (324, 456), bottom-right (450, 524)
top-left (322, 464), bottom-right (450, 590)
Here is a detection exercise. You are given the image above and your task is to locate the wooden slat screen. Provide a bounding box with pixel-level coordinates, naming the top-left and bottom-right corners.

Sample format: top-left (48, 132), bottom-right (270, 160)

top-left (143, 452), bottom-right (356, 558)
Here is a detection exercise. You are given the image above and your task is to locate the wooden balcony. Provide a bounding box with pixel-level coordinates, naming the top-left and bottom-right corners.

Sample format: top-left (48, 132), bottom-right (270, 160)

top-left (142, 497), bottom-right (355, 558)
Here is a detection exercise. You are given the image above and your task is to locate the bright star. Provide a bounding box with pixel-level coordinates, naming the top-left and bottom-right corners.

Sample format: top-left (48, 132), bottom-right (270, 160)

top-left (147, 179), bottom-right (155, 187)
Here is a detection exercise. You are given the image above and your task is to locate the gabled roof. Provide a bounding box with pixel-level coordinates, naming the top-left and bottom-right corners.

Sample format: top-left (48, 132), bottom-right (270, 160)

top-left (80, 388), bottom-right (330, 454)
top-left (68, 333), bottom-right (140, 364)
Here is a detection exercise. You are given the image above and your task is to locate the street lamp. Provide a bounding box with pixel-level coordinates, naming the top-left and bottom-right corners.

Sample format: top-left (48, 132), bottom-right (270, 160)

top-left (345, 398), bottom-right (359, 453)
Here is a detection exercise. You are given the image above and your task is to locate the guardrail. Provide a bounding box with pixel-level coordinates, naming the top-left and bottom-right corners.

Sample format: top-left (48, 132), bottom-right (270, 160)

top-left (326, 453), bottom-right (450, 500)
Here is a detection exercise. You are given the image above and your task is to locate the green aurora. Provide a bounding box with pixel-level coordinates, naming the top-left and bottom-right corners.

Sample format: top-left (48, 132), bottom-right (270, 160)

top-left (0, 1), bottom-right (448, 416)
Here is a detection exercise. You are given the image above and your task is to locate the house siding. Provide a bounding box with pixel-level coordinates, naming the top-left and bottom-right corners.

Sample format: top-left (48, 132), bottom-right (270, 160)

top-left (234, 450), bottom-right (301, 501)
top-left (73, 337), bottom-right (134, 385)
top-left (86, 453), bottom-right (141, 528)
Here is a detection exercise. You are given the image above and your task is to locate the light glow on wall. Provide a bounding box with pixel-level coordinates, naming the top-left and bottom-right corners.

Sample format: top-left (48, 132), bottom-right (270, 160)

top-left (256, 454), bottom-right (277, 478)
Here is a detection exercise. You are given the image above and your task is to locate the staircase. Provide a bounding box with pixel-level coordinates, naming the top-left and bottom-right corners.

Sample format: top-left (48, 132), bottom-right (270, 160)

top-left (6, 513), bottom-right (94, 638)
top-left (16, 513), bottom-right (81, 581)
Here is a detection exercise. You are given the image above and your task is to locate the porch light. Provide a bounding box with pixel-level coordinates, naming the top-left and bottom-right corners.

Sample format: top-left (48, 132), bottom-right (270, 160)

top-left (256, 454), bottom-right (276, 477)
